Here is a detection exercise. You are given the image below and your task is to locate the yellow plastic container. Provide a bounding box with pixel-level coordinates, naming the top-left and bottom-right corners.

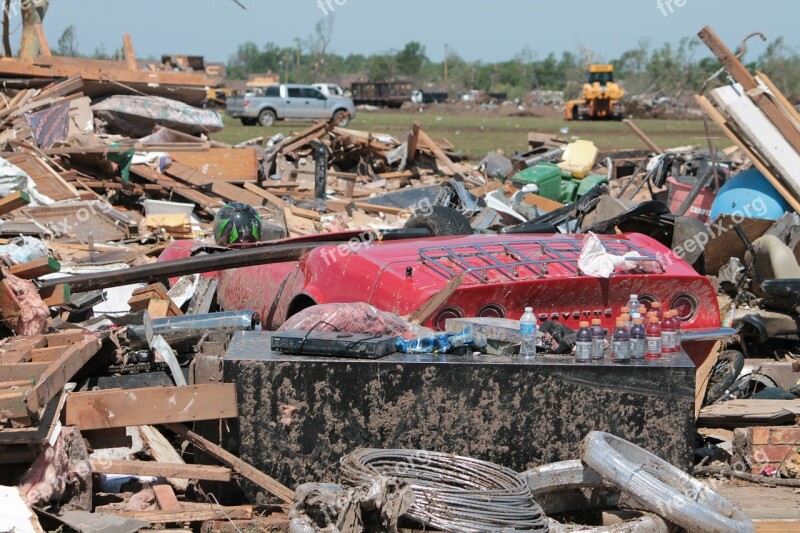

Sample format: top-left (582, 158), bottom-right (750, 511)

top-left (558, 140), bottom-right (598, 179)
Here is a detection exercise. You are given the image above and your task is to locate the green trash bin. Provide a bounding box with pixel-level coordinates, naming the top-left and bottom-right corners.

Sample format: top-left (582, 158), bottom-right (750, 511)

top-left (511, 162), bottom-right (563, 201)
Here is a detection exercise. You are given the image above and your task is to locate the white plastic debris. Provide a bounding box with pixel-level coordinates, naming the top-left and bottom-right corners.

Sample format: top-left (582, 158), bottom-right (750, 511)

top-left (0, 236), bottom-right (49, 265)
top-left (578, 232), bottom-right (628, 278)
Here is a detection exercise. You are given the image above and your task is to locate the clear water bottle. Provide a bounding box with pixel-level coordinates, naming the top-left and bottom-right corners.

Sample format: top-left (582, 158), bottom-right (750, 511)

top-left (627, 294), bottom-right (641, 321)
top-left (519, 307), bottom-right (537, 358)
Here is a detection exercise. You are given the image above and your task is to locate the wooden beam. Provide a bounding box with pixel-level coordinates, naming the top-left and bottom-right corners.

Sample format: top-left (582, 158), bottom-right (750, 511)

top-left (164, 423), bottom-right (294, 505)
top-left (243, 182), bottom-right (288, 208)
top-left (407, 121), bottom-right (421, 163)
top-left (139, 424), bottom-right (189, 492)
top-left (123, 33), bottom-right (137, 72)
top-left (34, 24), bottom-right (50, 57)
top-left (153, 484), bottom-right (182, 512)
top-left (46, 330), bottom-right (86, 347)
top-left (0, 390), bottom-right (27, 420)
top-left (66, 384), bottom-right (238, 430)
top-left (25, 337), bottom-right (101, 414)
top-left (698, 26), bottom-right (800, 154)
top-left (0, 363), bottom-right (50, 382)
top-left (351, 201), bottom-right (408, 216)
top-left (695, 94), bottom-right (800, 213)
top-left (111, 506), bottom-right (252, 523)
top-left (91, 459), bottom-right (231, 481)
top-left (755, 71), bottom-right (800, 127)
top-left (30, 346), bottom-right (65, 363)
top-left (416, 127), bottom-right (465, 179)
top-left (8, 256), bottom-right (60, 279)
top-left (39, 284), bottom-right (71, 307)
top-left (622, 119), bottom-right (663, 154)
top-left (0, 190), bottom-right (30, 216)
top-left (209, 182), bottom-right (265, 206)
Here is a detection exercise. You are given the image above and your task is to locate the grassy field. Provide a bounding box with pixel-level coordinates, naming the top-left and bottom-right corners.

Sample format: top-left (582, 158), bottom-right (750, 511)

top-left (213, 111), bottom-right (726, 161)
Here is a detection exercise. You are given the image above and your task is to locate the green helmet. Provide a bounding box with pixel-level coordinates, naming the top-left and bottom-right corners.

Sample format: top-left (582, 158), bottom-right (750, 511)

top-left (213, 202), bottom-right (262, 246)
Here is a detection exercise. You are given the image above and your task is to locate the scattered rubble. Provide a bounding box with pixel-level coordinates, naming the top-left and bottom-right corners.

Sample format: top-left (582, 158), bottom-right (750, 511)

top-left (0, 24), bottom-right (797, 533)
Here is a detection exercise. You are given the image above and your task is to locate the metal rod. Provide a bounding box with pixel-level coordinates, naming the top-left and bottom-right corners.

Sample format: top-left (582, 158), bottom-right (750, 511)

top-left (39, 241), bottom-right (335, 293)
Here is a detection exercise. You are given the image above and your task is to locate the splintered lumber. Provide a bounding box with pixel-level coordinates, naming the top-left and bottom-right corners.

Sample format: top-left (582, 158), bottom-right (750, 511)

top-left (0, 390), bottom-right (27, 419)
top-left (38, 240), bottom-right (329, 292)
top-left (123, 33), bottom-right (137, 72)
top-left (25, 337), bottom-right (101, 414)
top-left (417, 127), bottom-right (466, 178)
top-left (8, 257), bottom-right (60, 279)
top-left (696, 94), bottom-right (800, 213)
top-left (710, 85), bottom-right (800, 200)
top-left (243, 182), bottom-right (289, 209)
top-left (0, 362), bottom-right (50, 382)
top-left (699, 26), bottom-right (800, 154)
top-left (152, 484), bottom-right (182, 512)
top-left (90, 460), bottom-right (231, 482)
top-left (169, 149), bottom-right (259, 183)
top-left (278, 121), bottom-right (329, 154)
top-left (130, 165), bottom-right (224, 209)
top-left (112, 505), bottom-right (253, 523)
top-left (209, 181), bottom-right (265, 206)
top-left (697, 399), bottom-right (800, 428)
top-left (407, 121), bottom-right (421, 163)
top-left (0, 190), bottom-right (31, 216)
top-left (408, 274), bottom-right (463, 324)
top-left (165, 423), bottom-right (294, 505)
top-left (66, 384), bottom-right (238, 430)
top-left (39, 283), bottom-right (71, 307)
top-left (622, 119), bottom-right (663, 154)
top-left (139, 424), bottom-right (189, 491)
top-left (756, 71), bottom-right (800, 127)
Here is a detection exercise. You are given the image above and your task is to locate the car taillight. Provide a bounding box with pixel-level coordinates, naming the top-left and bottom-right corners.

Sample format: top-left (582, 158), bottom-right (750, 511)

top-left (478, 304), bottom-right (506, 319)
top-left (637, 295), bottom-right (658, 311)
top-left (671, 294), bottom-right (698, 322)
top-left (433, 307), bottom-right (464, 332)
top-left (243, 99), bottom-right (250, 107)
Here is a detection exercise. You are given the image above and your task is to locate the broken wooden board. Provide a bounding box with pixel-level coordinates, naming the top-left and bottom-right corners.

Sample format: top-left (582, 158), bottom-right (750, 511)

top-left (139, 424), bottom-right (189, 492)
top-left (0, 190), bottom-right (31, 216)
top-left (169, 148), bottom-right (258, 183)
top-left (209, 181), bottom-right (265, 206)
top-left (8, 257), bottom-right (60, 280)
top-left (4, 153), bottom-right (80, 202)
top-left (165, 423), bottom-right (294, 505)
top-left (152, 483), bottom-right (182, 512)
top-left (25, 337), bottom-right (101, 414)
top-left (698, 399), bottom-right (800, 428)
top-left (66, 384), bottom-right (238, 430)
top-left (90, 459), bottom-right (231, 482)
top-left (109, 505), bottom-right (252, 523)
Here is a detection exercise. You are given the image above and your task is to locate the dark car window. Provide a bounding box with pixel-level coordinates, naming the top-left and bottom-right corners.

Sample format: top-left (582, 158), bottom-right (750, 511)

top-left (302, 88), bottom-right (325, 99)
top-left (287, 87), bottom-right (302, 98)
top-left (264, 85), bottom-right (280, 97)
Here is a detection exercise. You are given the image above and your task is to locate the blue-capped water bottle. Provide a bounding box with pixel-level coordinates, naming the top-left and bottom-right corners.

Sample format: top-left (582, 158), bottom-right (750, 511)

top-left (519, 306), bottom-right (537, 358)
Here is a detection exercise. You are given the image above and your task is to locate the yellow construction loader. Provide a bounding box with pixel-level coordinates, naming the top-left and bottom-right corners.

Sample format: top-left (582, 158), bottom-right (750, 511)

top-left (564, 64), bottom-right (625, 121)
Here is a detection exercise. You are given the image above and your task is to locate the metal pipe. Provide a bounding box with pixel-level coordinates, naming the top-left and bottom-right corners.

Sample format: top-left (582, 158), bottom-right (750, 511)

top-left (39, 241), bottom-right (335, 293)
top-left (127, 310), bottom-right (259, 350)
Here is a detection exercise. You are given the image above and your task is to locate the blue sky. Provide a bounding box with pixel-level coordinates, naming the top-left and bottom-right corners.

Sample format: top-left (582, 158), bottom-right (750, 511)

top-left (37, 0), bottom-right (799, 64)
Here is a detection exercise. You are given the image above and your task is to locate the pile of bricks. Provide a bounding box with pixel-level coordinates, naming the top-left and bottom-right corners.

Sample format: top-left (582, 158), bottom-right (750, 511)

top-left (734, 425), bottom-right (800, 476)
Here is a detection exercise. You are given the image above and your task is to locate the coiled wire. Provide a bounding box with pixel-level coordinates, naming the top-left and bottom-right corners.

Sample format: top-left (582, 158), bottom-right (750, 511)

top-left (340, 448), bottom-right (549, 533)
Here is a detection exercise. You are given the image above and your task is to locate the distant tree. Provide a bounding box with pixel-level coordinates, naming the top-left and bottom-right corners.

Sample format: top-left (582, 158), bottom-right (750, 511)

top-left (396, 41), bottom-right (427, 77)
top-left (367, 54), bottom-right (395, 81)
top-left (56, 24), bottom-right (79, 57)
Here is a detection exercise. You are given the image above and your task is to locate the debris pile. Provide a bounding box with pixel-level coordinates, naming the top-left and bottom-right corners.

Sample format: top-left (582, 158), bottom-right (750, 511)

top-left (0, 23), bottom-right (798, 532)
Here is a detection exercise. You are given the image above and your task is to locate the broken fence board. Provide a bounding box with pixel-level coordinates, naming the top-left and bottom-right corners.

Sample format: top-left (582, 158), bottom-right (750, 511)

top-left (90, 459), bottom-right (231, 481)
top-left (698, 399), bottom-right (800, 428)
top-left (66, 384), bottom-right (238, 430)
top-left (152, 484), bottom-right (182, 512)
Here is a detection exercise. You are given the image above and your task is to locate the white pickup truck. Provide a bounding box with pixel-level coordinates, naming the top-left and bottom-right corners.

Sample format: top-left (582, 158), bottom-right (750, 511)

top-left (226, 84), bottom-right (356, 127)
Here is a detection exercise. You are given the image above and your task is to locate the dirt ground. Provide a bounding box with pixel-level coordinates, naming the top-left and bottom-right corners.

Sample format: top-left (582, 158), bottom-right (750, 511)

top-left (708, 480), bottom-right (800, 520)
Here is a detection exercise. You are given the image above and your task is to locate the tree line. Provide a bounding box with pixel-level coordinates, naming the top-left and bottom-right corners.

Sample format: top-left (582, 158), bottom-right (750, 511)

top-left (49, 22), bottom-right (800, 102)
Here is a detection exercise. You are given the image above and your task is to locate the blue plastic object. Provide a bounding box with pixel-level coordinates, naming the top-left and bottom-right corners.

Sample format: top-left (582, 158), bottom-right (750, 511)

top-left (710, 168), bottom-right (792, 221)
